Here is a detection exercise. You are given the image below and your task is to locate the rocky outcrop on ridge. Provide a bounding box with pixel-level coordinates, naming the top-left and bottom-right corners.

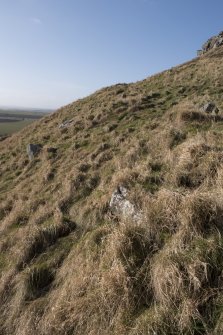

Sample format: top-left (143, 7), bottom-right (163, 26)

top-left (197, 31), bottom-right (223, 56)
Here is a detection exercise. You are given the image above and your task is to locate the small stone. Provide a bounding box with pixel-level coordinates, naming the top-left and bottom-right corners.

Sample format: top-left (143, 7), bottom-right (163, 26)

top-left (109, 186), bottom-right (142, 222)
top-left (98, 143), bottom-right (110, 151)
top-left (201, 102), bottom-right (219, 114)
top-left (103, 123), bottom-right (117, 132)
top-left (27, 144), bottom-right (42, 160)
top-left (58, 119), bottom-right (73, 129)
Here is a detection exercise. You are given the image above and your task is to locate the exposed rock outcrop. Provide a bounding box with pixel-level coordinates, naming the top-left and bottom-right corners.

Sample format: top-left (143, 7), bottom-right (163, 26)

top-left (27, 143), bottom-right (42, 160)
top-left (200, 102), bottom-right (219, 114)
top-left (109, 186), bottom-right (142, 221)
top-left (197, 31), bottom-right (223, 56)
top-left (58, 119), bottom-right (74, 129)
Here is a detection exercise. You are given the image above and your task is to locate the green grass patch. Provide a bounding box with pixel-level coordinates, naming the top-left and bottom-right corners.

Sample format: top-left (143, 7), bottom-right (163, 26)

top-left (0, 120), bottom-right (34, 135)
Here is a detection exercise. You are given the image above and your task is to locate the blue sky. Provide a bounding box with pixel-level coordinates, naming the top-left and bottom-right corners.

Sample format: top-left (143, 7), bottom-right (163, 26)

top-left (0, 0), bottom-right (222, 109)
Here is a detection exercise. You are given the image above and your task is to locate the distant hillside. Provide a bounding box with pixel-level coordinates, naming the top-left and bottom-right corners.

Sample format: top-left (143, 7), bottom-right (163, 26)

top-left (0, 34), bottom-right (223, 335)
top-left (0, 108), bottom-right (53, 136)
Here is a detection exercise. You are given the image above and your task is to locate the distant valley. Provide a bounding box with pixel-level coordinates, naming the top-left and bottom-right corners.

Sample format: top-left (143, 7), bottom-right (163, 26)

top-left (0, 107), bottom-right (53, 136)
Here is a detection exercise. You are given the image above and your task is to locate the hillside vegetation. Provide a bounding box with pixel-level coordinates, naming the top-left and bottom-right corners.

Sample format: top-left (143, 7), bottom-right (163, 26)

top-left (0, 43), bottom-right (223, 335)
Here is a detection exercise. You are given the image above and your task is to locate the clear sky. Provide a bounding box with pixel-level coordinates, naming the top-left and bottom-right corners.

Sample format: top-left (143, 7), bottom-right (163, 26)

top-left (0, 0), bottom-right (222, 109)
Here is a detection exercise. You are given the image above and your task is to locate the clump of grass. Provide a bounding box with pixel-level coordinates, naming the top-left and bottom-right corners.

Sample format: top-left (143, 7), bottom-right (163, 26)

top-left (18, 220), bottom-right (76, 268)
top-left (180, 109), bottom-right (208, 122)
top-left (169, 127), bottom-right (187, 148)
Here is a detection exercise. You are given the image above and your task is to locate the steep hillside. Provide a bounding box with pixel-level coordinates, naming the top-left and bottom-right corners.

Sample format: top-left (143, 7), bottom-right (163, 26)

top-left (0, 43), bottom-right (223, 335)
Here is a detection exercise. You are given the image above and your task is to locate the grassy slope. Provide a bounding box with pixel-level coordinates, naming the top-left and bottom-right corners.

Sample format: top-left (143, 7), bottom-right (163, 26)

top-left (0, 46), bottom-right (223, 334)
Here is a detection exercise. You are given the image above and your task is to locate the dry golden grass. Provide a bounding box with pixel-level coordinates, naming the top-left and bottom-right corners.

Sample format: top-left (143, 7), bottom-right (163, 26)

top-left (0, 45), bottom-right (223, 334)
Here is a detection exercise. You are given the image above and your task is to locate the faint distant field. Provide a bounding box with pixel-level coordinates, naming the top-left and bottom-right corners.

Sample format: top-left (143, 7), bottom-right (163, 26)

top-left (0, 120), bottom-right (35, 135)
top-left (0, 109), bottom-right (51, 136)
